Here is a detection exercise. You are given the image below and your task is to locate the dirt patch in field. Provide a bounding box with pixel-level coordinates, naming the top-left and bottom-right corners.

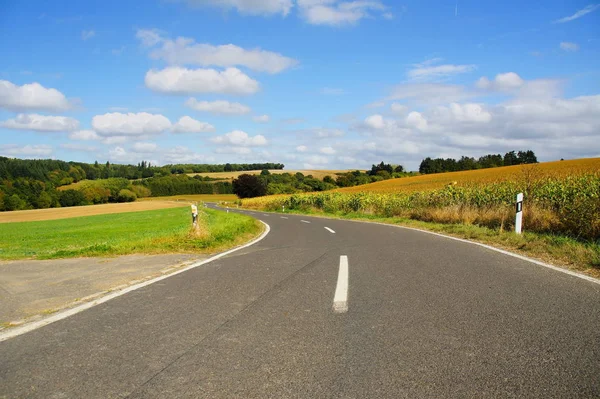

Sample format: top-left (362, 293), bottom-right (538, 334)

top-left (0, 201), bottom-right (188, 223)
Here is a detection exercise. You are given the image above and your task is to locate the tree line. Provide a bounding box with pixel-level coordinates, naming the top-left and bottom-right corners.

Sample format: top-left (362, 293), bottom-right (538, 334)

top-left (418, 150), bottom-right (537, 174)
top-left (232, 164), bottom-right (416, 198)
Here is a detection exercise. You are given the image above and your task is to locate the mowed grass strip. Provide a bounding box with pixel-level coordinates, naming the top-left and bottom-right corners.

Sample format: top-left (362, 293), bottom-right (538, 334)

top-left (0, 207), bottom-right (262, 260)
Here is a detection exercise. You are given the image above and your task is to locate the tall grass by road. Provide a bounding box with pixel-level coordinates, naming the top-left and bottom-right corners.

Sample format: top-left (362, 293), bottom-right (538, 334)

top-left (0, 207), bottom-right (261, 260)
top-left (240, 169), bottom-right (600, 274)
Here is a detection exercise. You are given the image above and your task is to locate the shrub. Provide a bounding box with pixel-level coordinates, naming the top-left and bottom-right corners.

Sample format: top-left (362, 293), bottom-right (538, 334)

top-left (117, 189), bottom-right (137, 202)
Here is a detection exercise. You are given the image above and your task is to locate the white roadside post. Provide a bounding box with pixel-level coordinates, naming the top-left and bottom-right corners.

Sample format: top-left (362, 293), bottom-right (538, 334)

top-left (191, 204), bottom-right (198, 227)
top-left (515, 193), bottom-right (523, 234)
top-left (282, 206), bottom-right (285, 213)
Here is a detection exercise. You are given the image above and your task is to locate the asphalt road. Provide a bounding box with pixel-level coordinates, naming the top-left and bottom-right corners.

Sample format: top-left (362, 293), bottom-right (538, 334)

top-left (1, 205), bottom-right (599, 398)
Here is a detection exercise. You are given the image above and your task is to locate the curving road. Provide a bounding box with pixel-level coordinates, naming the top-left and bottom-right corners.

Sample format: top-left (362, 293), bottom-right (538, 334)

top-left (1, 204), bottom-right (599, 398)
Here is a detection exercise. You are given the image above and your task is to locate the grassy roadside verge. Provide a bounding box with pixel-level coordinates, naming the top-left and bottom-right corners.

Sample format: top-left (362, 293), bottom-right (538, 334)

top-left (247, 206), bottom-right (600, 279)
top-left (0, 207), bottom-right (262, 260)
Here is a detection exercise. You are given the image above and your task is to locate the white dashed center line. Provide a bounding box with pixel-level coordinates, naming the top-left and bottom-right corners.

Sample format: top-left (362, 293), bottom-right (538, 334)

top-left (333, 255), bottom-right (349, 313)
top-left (301, 220), bottom-right (311, 224)
top-left (324, 227), bottom-right (335, 234)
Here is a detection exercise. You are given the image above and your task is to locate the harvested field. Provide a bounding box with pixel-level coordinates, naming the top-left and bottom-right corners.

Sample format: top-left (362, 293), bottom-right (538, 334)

top-left (138, 194), bottom-right (238, 202)
top-left (336, 158), bottom-right (600, 194)
top-left (0, 201), bottom-right (188, 223)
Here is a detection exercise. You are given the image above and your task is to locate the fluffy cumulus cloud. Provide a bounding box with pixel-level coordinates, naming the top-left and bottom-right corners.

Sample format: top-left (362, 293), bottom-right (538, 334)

top-left (185, 98), bottom-right (251, 115)
top-left (0, 144), bottom-right (53, 157)
top-left (211, 130), bottom-right (268, 146)
top-left (253, 114), bottom-right (270, 123)
top-left (145, 67), bottom-right (259, 95)
top-left (448, 103), bottom-right (492, 123)
top-left (296, 145), bottom-right (308, 152)
top-left (476, 72), bottom-right (561, 100)
top-left (184, 0), bottom-right (293, 16)
top-left (137, 30), bottom-right (297, 74)
top-left (171, 116), bottom-right (215, 133)
top-left (0, 80), bottom-right (72, 112)
top-left (297, 0), bottom-right (389, 26)
top-left (92, 112), bottom-right (172, 136)
top-left (0, 113), bottom-right (79, 132)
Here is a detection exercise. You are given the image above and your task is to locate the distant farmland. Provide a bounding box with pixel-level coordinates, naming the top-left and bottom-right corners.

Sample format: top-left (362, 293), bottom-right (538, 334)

top-left (336, 158), bottom-right (600, 194)
top-left (0, 201), bottom-right (188, 223)
top-left (188, 169), bottom-right (360, 181)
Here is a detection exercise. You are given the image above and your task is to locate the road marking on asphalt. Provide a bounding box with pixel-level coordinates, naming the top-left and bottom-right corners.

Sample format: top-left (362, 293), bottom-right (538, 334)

top-left (263, 214), bottom-right (269, 216)
top-left (280, 216), bottom-right (288, 219)
top-left (333, 256), bottom-right (349, 313)
top-left (301, 220), bottom-right (311, 223)
top-left (324, 227), bottom-right (335, 234)
top-left (0, 222), bottom-right (272, 343)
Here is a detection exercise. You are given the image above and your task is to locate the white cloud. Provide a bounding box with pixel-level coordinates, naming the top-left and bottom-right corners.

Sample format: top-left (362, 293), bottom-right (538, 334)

top-left (102, 136), bottom-right (128, 145)
top-left (139, 31), bottom-right (297, 74)
top-left (185, 98), bottom-right (251, 115)
top-left (364, 114), bottom-right (385, 129)
top-left (477, 73), bottom-right (561, 100)
top-left (390, 103), bottom-right (407, 115)
top-left (296, 145), bottom-right (308, 152)
top-left (145, 67), bottom-right (259, 95)
top-left (184, 0), bottom-right (293, 16)
top-left (0, 114), bottom-right (79, 132)
top-left (476, 72), bottom-right (524, 90)
top-left (60, 143), bottom-right (97, 152)
top-left (92, 112), bottom-right (172, 136)
top-left (132, 142), bottom-right (158, 153)
top-left (313, 128), bottom-right (344, 138)
top-left (320, 146), bottom-right (336, 154)
top-left (405, 111), bottom-right (428, 130)
top-left (81, 30), bottom-right (95, 40)
top-left (69, 130), bottom-right (100, 140)
top-left (172, 116), bottom-right (215, 133)
top-left (0, 80), bottom-right (72, 112)
top-left (554, 4), bottom-right (600, 23)
top-left (211, 130), bottom-right (268, 146)
top-left (449, 103), bottom-right (492, 123)
top-left (560, 42), bottom-right (579, 52)
top-left (253, 114), bottom-right (270, 123)
top-left (298, 0), bottom-right (388, 26)
top-left (0, 144), bottom-right (53, 157)
top-left (136, 28), bottom-right (164, 47)
top-left (408, 59), bottom-right (476, 81)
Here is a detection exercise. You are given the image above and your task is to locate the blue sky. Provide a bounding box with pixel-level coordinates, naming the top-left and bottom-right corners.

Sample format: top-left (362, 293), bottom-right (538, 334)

top-left (0, 0), bottom-right (599, 170)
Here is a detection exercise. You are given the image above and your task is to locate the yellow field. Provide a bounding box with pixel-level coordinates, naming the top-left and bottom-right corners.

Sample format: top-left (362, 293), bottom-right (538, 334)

top-left (188, 169), bottom-right (360, 180)
top-left (0, 201), bottom-right (189, 223)
top-left (337, 158), bottom-right (600, 193)
top-left (138, 194), bottom-right (238, 202)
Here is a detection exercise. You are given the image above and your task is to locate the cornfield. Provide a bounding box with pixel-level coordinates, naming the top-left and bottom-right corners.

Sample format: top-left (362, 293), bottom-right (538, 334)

top-left (242, 169), bottom-right (600, 240)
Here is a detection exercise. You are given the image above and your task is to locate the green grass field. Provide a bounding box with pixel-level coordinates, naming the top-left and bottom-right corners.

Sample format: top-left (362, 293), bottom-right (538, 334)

top-left (0, 207), bottom-right (262, 260)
